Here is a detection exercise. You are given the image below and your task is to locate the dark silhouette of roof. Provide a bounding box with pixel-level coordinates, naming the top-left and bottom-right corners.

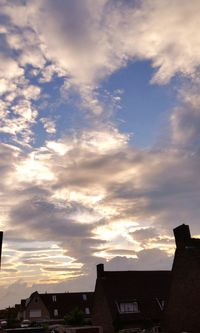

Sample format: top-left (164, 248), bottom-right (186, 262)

top-left (95, 264), bottom-right (171, 325)
top-left (92, 264), bottom-right (171, 333)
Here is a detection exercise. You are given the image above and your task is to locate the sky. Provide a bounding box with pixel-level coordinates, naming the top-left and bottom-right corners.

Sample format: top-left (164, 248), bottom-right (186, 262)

top-left (1, 0), bottom-right (200, 308)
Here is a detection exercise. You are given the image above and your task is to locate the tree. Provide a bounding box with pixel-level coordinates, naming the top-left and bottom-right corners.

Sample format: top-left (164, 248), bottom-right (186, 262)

top-left (64, 307), bottom-right (85, 326)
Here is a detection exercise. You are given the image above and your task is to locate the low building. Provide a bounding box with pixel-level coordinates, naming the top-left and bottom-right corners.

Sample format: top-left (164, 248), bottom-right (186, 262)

top-left (19, 291), bottom-right (93, 323)
top-left (0, 304), bottom-right (20, 323)
top-left (163, 224), bottom-right (200, 333)
top-left (92, 264), bottom-right (171, 333)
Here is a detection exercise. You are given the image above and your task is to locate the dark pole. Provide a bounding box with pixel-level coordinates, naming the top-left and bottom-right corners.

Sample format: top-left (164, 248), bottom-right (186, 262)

top-left (0, 231), bottom-right (3, 268)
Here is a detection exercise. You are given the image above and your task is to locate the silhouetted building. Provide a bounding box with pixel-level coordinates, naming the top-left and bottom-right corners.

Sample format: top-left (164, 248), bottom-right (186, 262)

top-left (163, 224), bottom-right (200, 332)
top-left (19, 291), bottom-right (93, 323)
top-left (92, 264), bottom-right (171, 333)
top-left (0, 304), bottom-right (19, 321)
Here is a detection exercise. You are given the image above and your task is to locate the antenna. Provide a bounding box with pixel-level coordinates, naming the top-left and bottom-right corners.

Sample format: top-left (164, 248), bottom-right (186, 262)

top-left (0, 231), bottom-right (3, 268)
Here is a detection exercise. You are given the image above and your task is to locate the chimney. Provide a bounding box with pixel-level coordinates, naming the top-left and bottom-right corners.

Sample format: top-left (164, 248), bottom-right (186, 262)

top-left (97, 263), bottom-right (104, 278)
top-left (173, 224), bottom-right (191, 249)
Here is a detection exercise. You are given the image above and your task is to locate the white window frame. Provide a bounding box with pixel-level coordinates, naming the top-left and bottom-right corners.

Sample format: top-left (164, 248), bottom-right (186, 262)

top-left (156, 298), bottom-right (165, 311)
top-left (118, 301), bottom-right (139, 313)
top-left (85, 307), bottom-right (90, 315)
top-left (52, 295), bottom-right (57, 302)
top-left (54, 309), bottom-right (58, 317)
top-left (30, 310), bottom-right (42, 318)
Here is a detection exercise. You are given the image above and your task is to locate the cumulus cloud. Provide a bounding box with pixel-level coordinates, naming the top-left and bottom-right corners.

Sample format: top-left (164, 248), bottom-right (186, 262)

top-left (1, 125), bottom-right (197, 270)
top-left (2, 106), bottom-right (200, 306)
top-left (1, 0), bottom-right (200, 121)
top-left (28, 0), bottom-right (200, 86)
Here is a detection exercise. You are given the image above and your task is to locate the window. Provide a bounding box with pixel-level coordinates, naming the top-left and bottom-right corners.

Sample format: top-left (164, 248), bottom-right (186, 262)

top-left (82, 294), bottom-right (87, 301)
top-left (160, 300), bottom-right (165, 309)
top-left (85, 307), bottom-right (90, 315)
top-left (30, 310), bottom-right (41, 318)
top-left (119, 301), bottom-right (139, 313)
top-left (52, 295), bottom-right (57, 302)
top-left (156, 298), bottom-right (165, 311)
top-left (54, 309), bottom-right (58, 317)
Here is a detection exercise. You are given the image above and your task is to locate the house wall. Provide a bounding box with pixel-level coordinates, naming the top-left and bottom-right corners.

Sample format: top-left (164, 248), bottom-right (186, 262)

top-left (163, 228), bottom-right (200, 332)
top-left (25, 294), bottom-right (50, 321)
top-left (92, 280), bottom-right (114, 333)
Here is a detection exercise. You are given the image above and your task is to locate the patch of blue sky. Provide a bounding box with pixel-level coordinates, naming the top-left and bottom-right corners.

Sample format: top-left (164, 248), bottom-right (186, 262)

top-left (31, 75), bottom-right (87, 147)
top-left (0, 133), bottom-right (13, 145)
top-left (101, 60), bottom-right (177, 148)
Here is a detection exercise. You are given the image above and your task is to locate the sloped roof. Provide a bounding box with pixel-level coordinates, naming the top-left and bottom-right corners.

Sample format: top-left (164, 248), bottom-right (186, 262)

top-left (97, 268), bottom-right (171, 322)
top-left (39, 292), bottom-right (94, 318)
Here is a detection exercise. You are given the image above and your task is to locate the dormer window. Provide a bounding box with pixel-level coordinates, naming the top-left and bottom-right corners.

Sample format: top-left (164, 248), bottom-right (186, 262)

top-left (85, 307), bottom-right (90, 314)
top-left (156, 298), bottom-right (165, 311)
top-left (52, 295), bottom-right (56, 302)
top-left (54, 309), bottom-right (58, 317)
top-left (119, 301), bottom-right (139, 313)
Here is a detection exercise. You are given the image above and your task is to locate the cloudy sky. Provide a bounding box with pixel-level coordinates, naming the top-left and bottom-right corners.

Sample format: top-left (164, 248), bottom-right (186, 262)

top-left (1, 0), bottom-right (200, 308)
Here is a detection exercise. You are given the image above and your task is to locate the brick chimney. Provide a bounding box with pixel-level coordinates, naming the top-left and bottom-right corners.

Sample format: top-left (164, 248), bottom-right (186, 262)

top-left (173, 224), bottom-right (191, 249)
top-left (96, 263), bottom-right (104, 278)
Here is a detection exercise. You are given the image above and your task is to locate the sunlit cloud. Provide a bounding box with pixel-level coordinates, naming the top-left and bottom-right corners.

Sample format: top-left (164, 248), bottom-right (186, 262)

top-left (16, 152), bottom-right (54, 183)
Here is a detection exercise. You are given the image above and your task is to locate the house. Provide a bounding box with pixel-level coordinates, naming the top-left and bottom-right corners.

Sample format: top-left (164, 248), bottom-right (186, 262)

top-left (0, 304), bottom-right (20, 323)
top-left (19, 291), bottom-right (94, 323)
top-left (92, 264), bottom-right (171, 333)
top-left (163, 224), bottom-right (200, 333)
